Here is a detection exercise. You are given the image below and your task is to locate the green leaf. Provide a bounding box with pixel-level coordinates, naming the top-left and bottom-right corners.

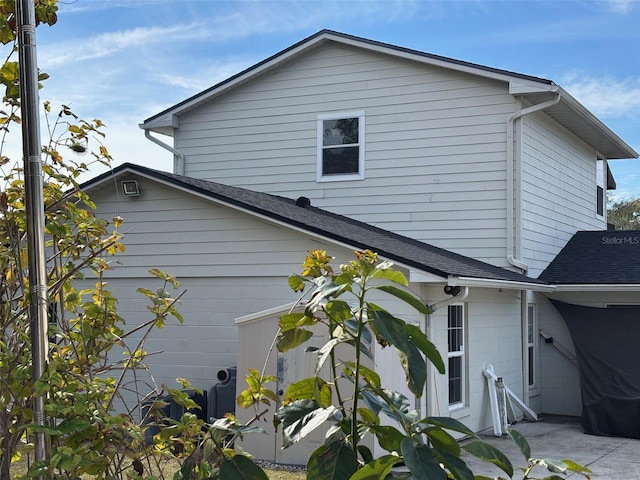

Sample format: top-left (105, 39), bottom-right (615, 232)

top-left (405, 323), bottom-right (445, 374)
top-left (344, 361), bottom-right (381, 389)
top-left (508, 428), bottom-right (531, 460)
top-left (350, 455), bottom-right (400, 479)
top-left (60, 418), bottom-right (91, 433)
top-left (371, 267), bottom-right (408, 286)
top-left (219, 454), bottom-right (269, 480)
top-left (279, 312), bottom-right (316, 332)
top-left (560, 458), bottom-right (591, 474)
top-left (316, 337), bottom-right (341, 374)
top-left (436, 449), bottom-right (474, 480)
top-left (288, 274), bottom-right (306, 292)
top-left (307, 278), bottom-right (348, 312)
top-left (424, 426), bottom-right (460, 456)
top-left (462, 440), bottom-right (513, 477)
top-left (276, 327), bottom-right (313, 352)
top-left (284, 377), bottom-right (331, 407)
top-left (325, 300), bottom-right (354, 322)
top-left (276, 399), bottom-right (341, 447)
top-left (306, 440), bottom-right (357, 480)
top-left (401, 438), bottom-right (447, 479)
top-left (370, 425), bottom-right (405, 453)
top-left (424, 416), bottom-right (476, 437)
top-left (533, 458), bottom-right (564, 473)
top-left (376, 285), bottom-right (430, 314)
top-left (368, 306), bottom-right (426, 395)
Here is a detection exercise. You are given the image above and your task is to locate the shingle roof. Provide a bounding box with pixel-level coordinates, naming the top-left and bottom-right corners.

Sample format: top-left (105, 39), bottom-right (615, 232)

top-left (83, 163), bottom-right (546, 286)
top-left (539, 230), bottom-right (640, 284)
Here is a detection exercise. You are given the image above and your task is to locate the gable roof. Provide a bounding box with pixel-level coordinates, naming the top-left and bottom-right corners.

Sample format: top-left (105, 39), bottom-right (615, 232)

top-left (82, 163), bottom-right (549, 290)
top-left (539, 230), bottom-right (640, 289)
top-left (141, 29), bottom-right (637, 160)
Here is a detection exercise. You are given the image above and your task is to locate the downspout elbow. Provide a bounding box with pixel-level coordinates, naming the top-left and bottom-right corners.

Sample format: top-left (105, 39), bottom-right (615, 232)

top-left (429, 286), bottom-right (469, 312)
top-left (143, 129), bottom-right (185, 175)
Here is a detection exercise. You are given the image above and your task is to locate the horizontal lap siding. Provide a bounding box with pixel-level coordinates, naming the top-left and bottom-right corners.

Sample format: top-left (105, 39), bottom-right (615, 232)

top-left (426, 286), bottom-right (522, 433)
top-left (104, 277), bottom-right (294, 393)
top-left (521, 112), bottom-right (605, 276)
top-left (86, 180), bottom-right (365, 394)
top-left (89, 179), bottom-right (336, 279)
top-left (176, 43), bottom-right (514, 267)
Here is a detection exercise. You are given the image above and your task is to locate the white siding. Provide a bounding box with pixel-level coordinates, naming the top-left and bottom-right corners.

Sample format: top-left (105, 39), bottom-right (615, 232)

top-left (175, 43), bottom-right (515, 267)
top-left (87, 177), bottom-right (345, 394)
top-left (521, 111), bottom-right (606, 277)
top-left (425, 286), bottom-right (524, 434)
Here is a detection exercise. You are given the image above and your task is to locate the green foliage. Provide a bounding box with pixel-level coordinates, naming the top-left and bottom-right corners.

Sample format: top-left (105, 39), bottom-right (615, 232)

top-left (607, 195), bottom-right (640, 230)
top-left (263, 250), bottom-right (591, 480)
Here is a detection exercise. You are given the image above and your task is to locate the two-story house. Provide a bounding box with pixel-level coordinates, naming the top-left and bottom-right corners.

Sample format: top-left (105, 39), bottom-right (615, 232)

top-left (82, 30), bottom-right (639, 462)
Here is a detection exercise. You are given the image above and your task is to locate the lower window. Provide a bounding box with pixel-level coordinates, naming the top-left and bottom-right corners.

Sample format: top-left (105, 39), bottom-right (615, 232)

top-left (448, 304), bottom-right (465, 406)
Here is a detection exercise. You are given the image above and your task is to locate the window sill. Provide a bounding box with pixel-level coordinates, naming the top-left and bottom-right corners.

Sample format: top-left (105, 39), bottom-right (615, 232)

top-left (448, 404), bottom-right (470, 420)
top-left (317, 174), bottom-right (365, 183)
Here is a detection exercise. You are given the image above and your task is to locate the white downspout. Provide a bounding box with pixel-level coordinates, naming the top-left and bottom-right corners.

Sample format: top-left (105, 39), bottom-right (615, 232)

top-left (144, 129), bottom-right (185, 175)
top-left (506, 92), bottom-right (561, 273)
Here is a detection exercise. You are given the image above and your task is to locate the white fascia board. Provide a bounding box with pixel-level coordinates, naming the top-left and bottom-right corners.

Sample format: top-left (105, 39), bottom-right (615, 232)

top-left (235, 302), bottom-right (300, 325)
top-left (336, 35), bottom-right (533, 85)
top-left (409, 269), bottom-right (447, 283)
top-left (551, 284), bottom-right (640, 292)
top-left (447, 276), bottom-right (556, 292)
top-left (509, 82), bottom-right (559, 95)
top-left (409, 270), bottom-right (554, 292)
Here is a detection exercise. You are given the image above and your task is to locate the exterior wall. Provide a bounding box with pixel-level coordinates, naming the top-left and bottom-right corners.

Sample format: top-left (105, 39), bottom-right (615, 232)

top-left (88, 175), bottom-right (346, 395)
top-left (521, 111), bottom-right (606, 277)
top-left (536, 295), bottom-right (582, 416)
top-left (424, 286), bottom-right (525, 435)
top-left (537, 291), bottom-right (640, 417)
top-left (175, 42), bottom-right (516, 268)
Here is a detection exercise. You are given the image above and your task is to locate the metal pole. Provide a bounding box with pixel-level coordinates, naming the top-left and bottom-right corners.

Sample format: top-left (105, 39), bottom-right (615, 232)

top-left (16, 0), bottom-right (49, 471)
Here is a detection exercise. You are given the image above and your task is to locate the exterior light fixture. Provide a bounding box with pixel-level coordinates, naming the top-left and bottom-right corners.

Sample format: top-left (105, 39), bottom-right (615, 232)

top-left (121, 180), bottom-right (140, 196)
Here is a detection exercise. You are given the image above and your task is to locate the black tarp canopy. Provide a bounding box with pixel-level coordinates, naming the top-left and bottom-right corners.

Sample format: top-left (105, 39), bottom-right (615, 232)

top-left (552, 300), bottom-right (640, 438)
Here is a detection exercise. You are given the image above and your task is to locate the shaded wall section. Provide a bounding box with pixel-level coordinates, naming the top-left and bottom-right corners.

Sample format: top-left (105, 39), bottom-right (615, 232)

top-left (552, 300), bottom-right (640, 438)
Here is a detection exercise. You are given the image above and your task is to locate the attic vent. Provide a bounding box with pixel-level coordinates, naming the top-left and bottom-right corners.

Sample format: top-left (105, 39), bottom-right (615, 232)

top-left (296, 196), bottom-right (311, 208)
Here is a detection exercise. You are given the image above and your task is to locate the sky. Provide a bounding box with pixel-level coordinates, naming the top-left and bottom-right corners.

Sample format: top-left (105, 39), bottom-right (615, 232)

top-left (11, 0), bottom-right (640, 197)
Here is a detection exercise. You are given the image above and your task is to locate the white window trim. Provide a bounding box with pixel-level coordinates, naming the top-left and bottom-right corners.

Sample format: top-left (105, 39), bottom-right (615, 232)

top-left (317, 111), bottom-right (365, 182)
top-left (596, 157), bottom-right (605, 218)
top-left (447, 303), bottom-right (466, 409)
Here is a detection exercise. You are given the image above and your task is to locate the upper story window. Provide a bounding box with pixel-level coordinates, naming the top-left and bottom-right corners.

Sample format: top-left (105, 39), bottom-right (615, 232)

top-left (596, 158), bottom-right (605, 217)
top-left (317, 111), bottom-right (365, 182)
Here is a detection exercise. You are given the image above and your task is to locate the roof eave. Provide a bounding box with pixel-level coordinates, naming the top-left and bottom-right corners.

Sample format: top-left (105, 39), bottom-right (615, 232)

top-left (447, 276), bottom-right (554, 292)
top-left (550, 284), bottom-right (640, 292)
top-left (555, 87), bottom-right (639, 159)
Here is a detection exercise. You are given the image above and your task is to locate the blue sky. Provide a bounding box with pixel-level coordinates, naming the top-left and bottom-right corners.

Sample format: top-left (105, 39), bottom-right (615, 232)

top-left (25, 0), bottom-right (640, 198)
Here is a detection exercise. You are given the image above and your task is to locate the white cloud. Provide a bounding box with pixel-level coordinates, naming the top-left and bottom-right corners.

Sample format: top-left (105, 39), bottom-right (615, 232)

top-left (562, 72), bottom-right (640, 118)
top-left (607, 0), bottom-right (637, 13)
top-left (39, 24), bottom-right (192, 68)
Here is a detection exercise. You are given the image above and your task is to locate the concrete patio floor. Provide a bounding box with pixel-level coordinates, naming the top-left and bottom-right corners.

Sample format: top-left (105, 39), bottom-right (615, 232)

top-left (460, 415), bottom-right (640, 479)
